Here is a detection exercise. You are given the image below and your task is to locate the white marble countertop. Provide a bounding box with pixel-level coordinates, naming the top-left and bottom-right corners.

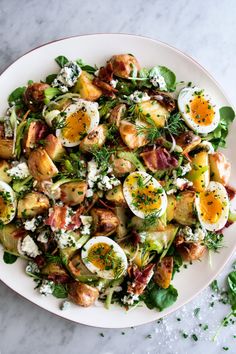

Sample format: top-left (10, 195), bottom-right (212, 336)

top-left (1, 0), bottom-right (236, 353)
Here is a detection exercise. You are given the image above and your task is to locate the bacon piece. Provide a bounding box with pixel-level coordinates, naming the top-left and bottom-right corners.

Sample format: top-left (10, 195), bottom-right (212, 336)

top-left (23, 120), bottom-right (48, 154)
top-left (45, 205), bottom-right (82, 231)
top-left (140, 147), bottom-right (178, 172)
top-left (225, 185), bottom-right (236, 201)
top-left (127, 263), bottom-right (154, 295)
top-left (47, 273), bottom-right (70, 284)
top-left (34, 255), bottom-right (46, 268)
top-left (98, 62), bottom-right (114, 82)
top-left (93, 78), bottom-right (117, 96)
top-left (150, 91), bottom-right (176, 112)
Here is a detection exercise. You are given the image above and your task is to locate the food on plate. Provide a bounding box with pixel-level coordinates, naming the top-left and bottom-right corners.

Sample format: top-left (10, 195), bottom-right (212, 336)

top-left (0, 53), bottom-right (235, 313)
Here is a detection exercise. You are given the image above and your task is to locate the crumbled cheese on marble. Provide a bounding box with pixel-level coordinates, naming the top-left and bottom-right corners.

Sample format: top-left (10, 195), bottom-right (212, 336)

top-left (110, 79), bottom-right (118, 88)
top-left (52, 61), bottom-right (82, 93)
top-left (129, 90), bottom-right (150, 103)
top-left (122, 294), bottom-right (140, 305)
top-left (60, 300), bottom-right (71, 311)
top-left (20, 235), bottom-right (41, 258)
top-left (25, 261), bottom-right (40, 274)
top-left (39, 280), bottom-right (55, 296)
top-left (7, 162), bottom-right (30, 179)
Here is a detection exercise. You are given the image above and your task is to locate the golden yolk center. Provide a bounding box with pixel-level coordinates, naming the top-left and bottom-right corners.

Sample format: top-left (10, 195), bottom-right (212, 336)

top-left (0, 196), bottom-right (8, 218)
top-left (127, 176), bottom-right (162, 213)
top-left (189, 96), bottom-right (215, 126)
top-left (88, 243), bottom-right (114, 270)
top-left (62, 110), bottom-right (91, 142)
top-left (199, 191), bottom-right (223, 224)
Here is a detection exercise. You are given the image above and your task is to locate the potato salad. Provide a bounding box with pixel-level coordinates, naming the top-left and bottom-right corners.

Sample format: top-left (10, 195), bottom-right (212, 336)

top-left (0, 53), bottom-right (235, 311)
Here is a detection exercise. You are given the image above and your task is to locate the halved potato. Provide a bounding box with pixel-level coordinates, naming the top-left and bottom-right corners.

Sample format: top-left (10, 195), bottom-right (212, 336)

top-left (28, 148), bottom-right (58, 181)
top-left (0, 138), bottom-right (14, 159)
top-left (154, 256), bottom-right (173, 289)
top-left (187, 151), bottom-right (209, 192)
top-left (17, 192), bottom-right (50, 218)
top-left (136, 100), bottom-right (169, 128)
top-left (176, 242), bottom-right (207, 261)
top-left (90, 208), bottom-right (120, 236)
top-left (105, 185), bottom-right (126, 206)
top-left (0, 160), bottom-right (12, 183)
top-left (174, 191), bottom-right (196, 225)
top-left (209, 152), bottom-right (231, 186)
top-left (73, 71), bottom-right (102, 101)
top-left (60, 181), bottom-right (87, 206)
top-left (108, 54), bottom-right (141, 79)
top-left (111, 157), bottom-right (135, 177)
top-left (119, 120), bottom-right (148, 149)
top-left (0, 223), bottom-right (26, 255)
top-left (176, 131), bottom-right (201, 154)
top-left (166, 195), bottom-right (176, 222)
top-left (44, 134), bottom-right (65, 161)
top-left (69, 282), bottom-right (99, 307)
top-left (79, 125), bottom-right (107, 152)
top-left (23, 121), bottom-right (47, 155)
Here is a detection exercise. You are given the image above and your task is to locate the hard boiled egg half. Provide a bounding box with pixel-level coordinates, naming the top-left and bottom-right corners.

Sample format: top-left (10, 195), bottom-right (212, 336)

top-left (81, 236), bottom-right (128, 279)
top-left (178, 87), bottom-right (220, 134)
top-left (0, 181), bottom-right (16, 224)
top-left (123, 171), bottom-right (167, 219)
top-left (195, 181), bottom-right (229, 231)
top-left (56, 99), bottom-right (99, 147)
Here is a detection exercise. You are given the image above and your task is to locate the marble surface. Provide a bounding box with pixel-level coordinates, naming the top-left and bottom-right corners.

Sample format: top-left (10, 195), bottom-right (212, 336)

top-left (0, 0), bottom-right (236, 353)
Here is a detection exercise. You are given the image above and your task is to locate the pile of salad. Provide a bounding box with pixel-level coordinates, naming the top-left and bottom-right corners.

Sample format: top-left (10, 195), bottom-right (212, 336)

top-left (0, 53), bottom-right (235, 311)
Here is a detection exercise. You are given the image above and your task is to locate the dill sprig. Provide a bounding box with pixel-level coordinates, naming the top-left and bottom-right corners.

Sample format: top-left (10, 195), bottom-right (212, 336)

top-left (165, 112), bottom-right (187, 136)
top-left (204, 231), bottom-right (224, 252)
top-left (91, 146), bottom-right (114, 172)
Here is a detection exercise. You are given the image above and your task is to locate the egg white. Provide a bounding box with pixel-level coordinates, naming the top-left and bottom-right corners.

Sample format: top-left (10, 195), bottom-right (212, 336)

top-left (56, 99), bottom-right (99, 147)
top-left (123, 171), bottom-right (167, 219)
top-left (178, 87), bottom-right (220, 134)
top-left (195, 181), bottom-right (229, 231)
top-left (0, 181), bottom-right (16, 224)
top-left (81, 236), bottom-right (128, 279)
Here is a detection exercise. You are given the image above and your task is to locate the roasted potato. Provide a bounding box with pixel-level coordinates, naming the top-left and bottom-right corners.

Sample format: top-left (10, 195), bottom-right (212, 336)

top-left (79, 125), bottom-right (107, 152)
top-left (0, 138), bottom-right (14, 159)
top-left (119, 120), bottom-right (148, 149)
top-left (176, 131), bottom-right (201, 154)
top-left (0, 160), bottom-right (12, 183)
top-left (73, 71), bottom-right (102, 101)
top-left (176, 242), bottom-right (207, 261)
top-left (186, 151), bottom-right (209, 192)
top-left (68, 253), bottom-right (97, 280)
top-left (23, 121), bottom-right (48, 155)
top-left (109, 104), bottom-right (126, 127)
top-left (28, 148), bottom-right (58, 181)
top-left (154, 256), bottom-right (173, 289)
top-left (209, 152), bottom-right (231, 186)
top-left (90, 208), bottom-right (119, 236)
top-left (136, 100), bottom-right (169, 128)
top-left (24, 82), bottom-right (50, 112)
top-left (41, 262), bottom-right (70, 283)
top-left (44, 134), bottom-right (66, 161)
top-left (114, 207), bottom-right (128, 239)
top-left (17, 192), bottom-right (50, 218)
top-left (111, 157), bottom-right (135, 177)
top-left (0, 223), bottom-right (26, 255)
top-left (166, 195), bottom-right (176, 222)
top-left (60, 181), bottom-right (87, 206)
top-left (108, 54), bottom-right (141, 79)
top-left (68, 282), bottom-right (99, 307)
top-left (174, 191), bottom-right (196, 225)
top-left (105, 185), bottom-right (126, 206)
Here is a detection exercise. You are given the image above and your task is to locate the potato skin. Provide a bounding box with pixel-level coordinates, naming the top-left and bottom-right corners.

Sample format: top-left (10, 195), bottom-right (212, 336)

top-left (176, 131), bottom-right (201, 154)
top-left (111, 157), bottom-right (135, 177)
top-left (28, 148), bottom-right (58, 181)
top-left (119, 120), bottom-right (148, 149)
top-left (105, 185), bottom-right (126, 206)
top-left (79, 125), bottom-right (107, 153)
top-left (154, 256), bottom-right (173, 289)
top-left (209, 152), bottom-right (231, 186)
top-left (174, 191), bottom-right (196, 225)
top-left (17, 192), bottom-right (50, 218)
top-left (176, 242), bottom-right (207, 261)
top-left (109, 104), bottom-right (126, 127)
top-left (90, 208), bottom-right (119, 236)
top-left (23, 121), bottom-right (48, 156)
top-left (108, 54), bottom-right (141, 79)
top-left (60, 181), bottom-right (87, 206)
top-left (73, 71), bottom-right (102, 101)
top-left (44, 134), bottom-right (65, 161)
top-left (24, 83), bottom-right (50, 112)
top-left (0, 160), bottom-right (12, 183)
top-left (68, 282), bottom-right (99, 307)
top-left (0, 138), bottom-right (14, 159)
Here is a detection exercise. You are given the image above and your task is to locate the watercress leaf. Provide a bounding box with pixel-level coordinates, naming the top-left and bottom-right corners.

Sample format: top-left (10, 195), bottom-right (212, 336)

top-left (44, 87), bottom-right (61, 104)
top-left (151, 66), bottom-right (176, 91)
top-left (3, 252), bottom-right (18, 264)
top-left (55, 55), bottom-right (69, 68)
top-left (45, 74), bottom-right (57, 85)
top-left (144, 283), bottom-right (178, 311)
top-left (52, 284), bottom-right (68, 299)
top-left (76, 58), bottom-right (96, 74)
top-left (8, 86), bottom-right (26, 106)
top-left (220, 106), bottom-right (235, 124)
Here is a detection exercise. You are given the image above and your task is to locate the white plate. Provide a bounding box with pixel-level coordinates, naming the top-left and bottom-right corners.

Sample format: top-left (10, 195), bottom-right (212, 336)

top-left (0, 34), bottom-right (235, 328)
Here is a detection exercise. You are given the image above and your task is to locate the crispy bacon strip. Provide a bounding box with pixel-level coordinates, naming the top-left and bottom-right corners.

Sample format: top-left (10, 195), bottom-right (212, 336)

top-left (127, 263), bottom-right (154, 295)
top-left (45, 205), bottom-right (82, 231)
top-left (140, 147), bottom-right (178, 172)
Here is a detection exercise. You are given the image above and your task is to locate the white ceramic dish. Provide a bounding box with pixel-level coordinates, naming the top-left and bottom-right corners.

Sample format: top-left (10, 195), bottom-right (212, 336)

top-left (0, 34), bottom-right (235, 328)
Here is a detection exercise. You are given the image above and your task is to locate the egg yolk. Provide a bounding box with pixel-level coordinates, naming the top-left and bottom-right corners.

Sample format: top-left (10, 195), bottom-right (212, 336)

top-left (62, 109), bottom-right (91, 142)
top-left (127, 175), bottom-right (162, 214)
top-left (87, 243), bottom-right (114, 271)
top-left (189, 95), bottom-right (215, 126)
top-left (199, 190), bottom-right (223, 224)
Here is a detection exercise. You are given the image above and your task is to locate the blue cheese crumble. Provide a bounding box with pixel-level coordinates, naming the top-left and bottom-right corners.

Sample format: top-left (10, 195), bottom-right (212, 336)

top-left (60, 300), bottom-right (71, 311)
top-left (179, 226), bottom-right (206, 242)
top-left (39, 280), bottom-right (55, 296)
top-left (149, 67), bottom-right (167, 91)
top-left (129, 91), bottom-right (150, 103)
top-left (52, 61), bottom-right (82, 93)
top-left (7, 162), bottom-right (30, 180)
top-left (80, 215), bottom-right (92, 235)
top-left (87, 159), bottom-right (120, 192)
top-left (19, 235), bottom-right (41, 258)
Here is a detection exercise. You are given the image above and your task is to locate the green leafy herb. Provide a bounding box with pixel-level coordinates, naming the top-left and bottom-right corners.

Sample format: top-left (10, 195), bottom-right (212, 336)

top-left (15, 121), bottom-right (27, 159)
top-left (194, 307), bottom-right (200, 317)
top-left (8, 86), bottom-right (26, 107)
top-left (143, 283), bottom-right (178, 311)
top-left (44, 87), bottom-right (61, 104)
top-left (204, 231), bottom-right (224, 252)
top-left (191, 334), bottom-right (198, 342)
top-left (211, 279), bottom-right (220, 293)
top-left (76, 58), bottom-right (97, 74)
top-left (165, 112), bottom-right (187, 136)
top-left (155, 66), bottom-right (176, 91)
top-left (52, 284), bottom-right (68, 299)
top-left (3, 252), bottom-right (18, 264)
top-left (45, 74), bottom-right (57, 85)
top-left (91, 146), bottom-right (114, 173)
top-left (55, 55), bottom-right (69, 68)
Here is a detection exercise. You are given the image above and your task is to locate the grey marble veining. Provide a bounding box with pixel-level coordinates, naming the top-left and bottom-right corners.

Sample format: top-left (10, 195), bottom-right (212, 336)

top-left (0, 0), bottom-right (236, 353)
